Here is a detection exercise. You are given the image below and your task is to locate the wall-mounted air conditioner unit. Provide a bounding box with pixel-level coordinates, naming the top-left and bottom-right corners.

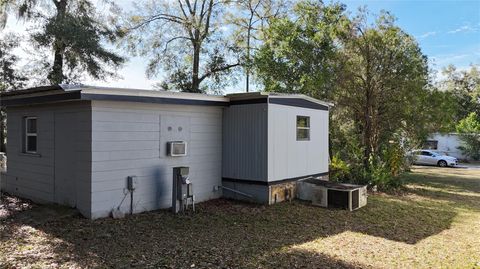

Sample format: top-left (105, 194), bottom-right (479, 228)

top-left (297, 179), bottom-right (367, 211)
top-left (167, 141), bottom-right (187, 157)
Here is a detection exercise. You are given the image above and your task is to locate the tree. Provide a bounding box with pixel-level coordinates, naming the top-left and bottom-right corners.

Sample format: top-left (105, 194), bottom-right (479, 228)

top-left (335, 11), bottom-right (430, 168)
top-left (227, 0), bottom-right (289, 92)
top-left (4, 0), bottom-right (124, 84)
top-left (456, 112), bottom-right (480, 160)
top-left (121, 0), bottom-right (240, 93)
top-left (254, 1), bottom-right (349, 100)
top-left (439, 65), bottom-right (480, 122)
top-left (254, 5), bottom-right (435, 187)
top-left (0, 33), bottom-right (26, 152)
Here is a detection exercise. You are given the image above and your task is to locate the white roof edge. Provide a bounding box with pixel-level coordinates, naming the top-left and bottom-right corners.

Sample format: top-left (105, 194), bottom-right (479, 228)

top-left (269, 94), bottom-right (334, 107)
top-left (70, 85), bottom-right (230, 102)
top-left (12, 85), bottom-right (331, 105)
top-left (226, 91), bottom-right (333, 106)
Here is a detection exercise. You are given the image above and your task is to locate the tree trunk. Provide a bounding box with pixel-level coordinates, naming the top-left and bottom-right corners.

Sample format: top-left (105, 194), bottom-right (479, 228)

top-left (192, 41), bottom-right (201, 93)
top-left (0, 109), bottom-right (5, 153)
top-left (47, 0), bottom-right (67, 84)
top-left (363, 104), bottom-right (373, 169)
top-left (246, 16), bottom-right (253, 93)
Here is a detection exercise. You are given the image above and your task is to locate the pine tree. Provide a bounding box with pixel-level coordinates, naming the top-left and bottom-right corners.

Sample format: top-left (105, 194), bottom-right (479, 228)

top-left (4, 0), bottom-right (124, 84)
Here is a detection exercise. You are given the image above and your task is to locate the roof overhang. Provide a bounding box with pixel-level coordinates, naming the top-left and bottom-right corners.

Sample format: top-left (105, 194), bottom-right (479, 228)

top-left (227, 92), bottom-right (331, 111)
top-left (1, 85), bottom-right (332, 111)
top-left (0, 85), bottom-right (230, 107)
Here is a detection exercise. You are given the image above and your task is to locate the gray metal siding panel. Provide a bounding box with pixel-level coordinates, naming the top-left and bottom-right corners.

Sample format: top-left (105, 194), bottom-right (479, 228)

top-left (222, 104), bottom-right (268, 181)
top-left (4, 103), bottom-right (92, 217)
top-left (5, 107), bottom-right (55, 202)
top-left (90, 101), bottom-right (223, 219)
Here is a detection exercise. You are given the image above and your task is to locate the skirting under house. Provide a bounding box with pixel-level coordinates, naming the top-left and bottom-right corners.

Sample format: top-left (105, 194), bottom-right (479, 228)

top-left (0, 85), bottom-right (330, 219)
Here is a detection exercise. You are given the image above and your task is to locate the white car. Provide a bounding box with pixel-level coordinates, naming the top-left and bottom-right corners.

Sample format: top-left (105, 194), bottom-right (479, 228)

top-left (409, 150), bottom-right (458, 167)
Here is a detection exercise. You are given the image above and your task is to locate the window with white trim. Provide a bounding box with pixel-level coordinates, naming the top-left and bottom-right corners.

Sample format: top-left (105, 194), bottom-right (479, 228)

top-left (296, 116), bottom-right (310, 141)
top-left (24, 117), bottom-right (37, 153)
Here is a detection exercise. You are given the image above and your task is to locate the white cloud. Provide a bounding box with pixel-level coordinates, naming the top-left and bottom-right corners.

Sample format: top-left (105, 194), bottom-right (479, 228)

top-left (430, 53), bottom-right (469, 66)
top-left (447, 25), bottom-right (477, 34)
top-left (418, 31), bottom-right (437, 39)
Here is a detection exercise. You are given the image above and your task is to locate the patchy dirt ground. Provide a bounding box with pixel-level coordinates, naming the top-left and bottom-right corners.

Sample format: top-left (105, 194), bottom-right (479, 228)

top-left (1, 167), bottom-right (479, 268)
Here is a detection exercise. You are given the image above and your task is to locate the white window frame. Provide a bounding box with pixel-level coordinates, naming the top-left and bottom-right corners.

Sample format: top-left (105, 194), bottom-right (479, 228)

top-left (296, 115), bottom-right (310, 141)
top-left (24, 117), bottom-right (38, 154)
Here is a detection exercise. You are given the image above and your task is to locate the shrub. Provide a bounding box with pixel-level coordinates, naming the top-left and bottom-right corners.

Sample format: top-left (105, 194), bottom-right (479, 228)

top-left (329, 141), bottom-right (407, 190)
top-left (330, 154), bottom-right (350, 182)
top-left (456, 112), bottom-right (480, 160)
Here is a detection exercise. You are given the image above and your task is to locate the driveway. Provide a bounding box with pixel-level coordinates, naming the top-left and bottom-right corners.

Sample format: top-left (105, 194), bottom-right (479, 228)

top-left (457, 162), bottom-right (480, 169)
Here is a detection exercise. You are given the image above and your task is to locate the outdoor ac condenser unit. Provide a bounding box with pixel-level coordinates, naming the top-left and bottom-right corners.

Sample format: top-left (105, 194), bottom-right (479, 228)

top-left (297, 179), bottom-right (367, 211)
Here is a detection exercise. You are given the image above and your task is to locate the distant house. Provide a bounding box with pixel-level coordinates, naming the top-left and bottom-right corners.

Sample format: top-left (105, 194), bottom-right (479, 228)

top-left (424, 133), bottom-right (469, 160)
top-left (0, 85), bottom-right (330, 219)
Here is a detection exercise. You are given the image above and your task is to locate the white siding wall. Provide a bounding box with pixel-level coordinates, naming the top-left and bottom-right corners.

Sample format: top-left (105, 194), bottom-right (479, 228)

top-left (429, 133), bottom-right (469, 160)
top-left (267, 104), bottom-right (329, 181)
top-left (90, 101), bottom-right (223, 219)
top-left (4, 102), bottom-right (91, 217)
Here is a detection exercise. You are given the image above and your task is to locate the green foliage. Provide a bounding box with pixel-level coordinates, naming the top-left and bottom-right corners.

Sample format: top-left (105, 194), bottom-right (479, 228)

top-left (456, 112), bottom-right (480, 160)
top-left (0, 33), bottom-right (25, 152)
top-left (336, 10), bottom-right (430, 163)
top-left (256, 4), bottom-right (434, 189)
top-left (0, 34), bottom-right (25, 91)
top-left (254, 1), bottom-right (349, 99)
top-left (120, 0), bottom-right (240, 93)
top-left (6, 0), bottom-right (124, 84)
top-left (439, 65), bottom-right (480, 122)
top-left (329, 154), bottom-right (350, 182)
top-left (226, 0), bottom-right (290, 92)
top-left (330, 142), bottom-right (406, 190)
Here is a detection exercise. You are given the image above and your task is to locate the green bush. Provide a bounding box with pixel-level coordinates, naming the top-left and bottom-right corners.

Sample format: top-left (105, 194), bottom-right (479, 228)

top-left (456, 112), bottom-right (480, 160)
top-left (330, 154), bottom-right (350, 182)
top-left (329, 141), bottom-right (407, 190)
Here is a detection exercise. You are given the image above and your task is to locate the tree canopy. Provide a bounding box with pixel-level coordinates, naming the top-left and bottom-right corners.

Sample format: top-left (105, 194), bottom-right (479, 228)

top-left (0, 0), bottom-right (478, 186)
top-left (119, 0), bottom-right (241, 93)
top-left (3, 0), bottom-right (124, 84)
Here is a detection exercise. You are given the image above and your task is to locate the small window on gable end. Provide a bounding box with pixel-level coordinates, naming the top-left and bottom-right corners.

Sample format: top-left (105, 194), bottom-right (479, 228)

top-left (296, 116), bottom-right (310, 141)
top-left (24, 117), bottom-right (37, 154)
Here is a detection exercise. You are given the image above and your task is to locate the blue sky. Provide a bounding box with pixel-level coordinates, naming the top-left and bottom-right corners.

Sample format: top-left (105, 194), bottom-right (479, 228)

top-left (4, 0), bottom-right (480, 91)
top-left (340, 0), bottom-right (480, 77)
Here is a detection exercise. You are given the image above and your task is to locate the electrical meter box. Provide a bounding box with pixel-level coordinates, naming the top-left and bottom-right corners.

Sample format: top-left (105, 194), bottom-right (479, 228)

top-left (127, 176), bottom-right (138, 191)
top-left (172, 167), bottom-right (194, 213)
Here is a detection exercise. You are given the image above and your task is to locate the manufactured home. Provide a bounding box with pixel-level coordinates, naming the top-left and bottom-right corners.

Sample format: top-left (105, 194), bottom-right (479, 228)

top-left (0, 85), bottom-right (330, 219)
top-left (424, 133), bottom-right (471, 161)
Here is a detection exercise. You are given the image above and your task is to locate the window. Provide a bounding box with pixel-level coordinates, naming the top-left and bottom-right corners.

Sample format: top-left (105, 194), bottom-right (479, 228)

top-left (24, 117), bottom-right (37, 153)
top-left (421, 151), bottom-right (433, 156)
top-left (424, 140), bottom-right (438, 150)
top-left (296, 116), bottom-right (310, 141)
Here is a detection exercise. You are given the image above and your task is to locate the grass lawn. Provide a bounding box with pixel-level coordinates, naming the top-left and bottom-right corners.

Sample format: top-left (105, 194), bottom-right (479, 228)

top-left (1, 166), bottom-right (479, 268)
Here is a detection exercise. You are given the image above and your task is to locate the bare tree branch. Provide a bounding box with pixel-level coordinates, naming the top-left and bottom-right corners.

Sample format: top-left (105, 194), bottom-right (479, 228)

top-left (199, 62), bottom-right (240, 82)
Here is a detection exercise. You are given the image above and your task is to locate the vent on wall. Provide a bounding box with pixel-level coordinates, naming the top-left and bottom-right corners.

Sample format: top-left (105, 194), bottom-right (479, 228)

top-left (167, 141), bottom-right (187, 157)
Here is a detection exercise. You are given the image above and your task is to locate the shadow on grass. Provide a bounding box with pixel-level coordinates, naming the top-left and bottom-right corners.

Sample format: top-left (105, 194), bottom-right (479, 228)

top-left (253, 248), bottom-right (364, 269)
top-left (1, 192), bottom-right (458, 268)
top-left (402, 169), bottom-right (480, 211)
top-left (408, 166), bottom-right (480, 193)
top-left (406, 186), bottom-right (480, 210)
